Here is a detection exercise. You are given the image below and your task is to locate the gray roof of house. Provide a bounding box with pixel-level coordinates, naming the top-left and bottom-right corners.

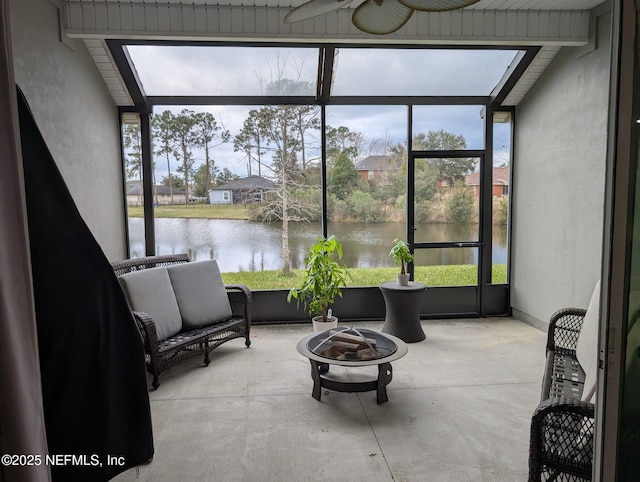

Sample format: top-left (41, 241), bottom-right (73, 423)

top-left (355, 155), bottom-right (393, 171)
top-left (211, 175), bottom-right (276, 191)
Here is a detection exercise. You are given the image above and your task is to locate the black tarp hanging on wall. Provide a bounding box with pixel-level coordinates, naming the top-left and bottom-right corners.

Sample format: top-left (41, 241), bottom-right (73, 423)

top-left (18, 87), bottom-right (154, 481)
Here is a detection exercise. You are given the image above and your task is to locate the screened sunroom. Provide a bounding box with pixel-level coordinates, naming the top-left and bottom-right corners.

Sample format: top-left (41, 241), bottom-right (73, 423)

top-left (117, 42), bottom-right (530, 322)
top-left (3, 0), bottom-right (638, 480)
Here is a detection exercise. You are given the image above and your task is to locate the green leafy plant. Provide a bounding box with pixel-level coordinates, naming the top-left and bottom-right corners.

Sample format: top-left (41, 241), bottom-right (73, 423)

top-left (445, 179), bottom-right (475, 223)
top-left (287, 235), bottom-right (350, 321)
top-left (389, 238), bottom-right (414, 275)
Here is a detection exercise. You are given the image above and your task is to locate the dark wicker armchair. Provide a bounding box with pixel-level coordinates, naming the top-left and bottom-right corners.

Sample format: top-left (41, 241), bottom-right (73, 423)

top-left (529, 308), bottom-right (595, 482)
top-left (112, 254), bottom-right (252, 389)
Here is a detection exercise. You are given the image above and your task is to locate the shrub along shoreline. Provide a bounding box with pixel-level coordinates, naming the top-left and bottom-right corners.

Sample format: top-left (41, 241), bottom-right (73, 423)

top-left (127, 198), bottom-right (509, 225)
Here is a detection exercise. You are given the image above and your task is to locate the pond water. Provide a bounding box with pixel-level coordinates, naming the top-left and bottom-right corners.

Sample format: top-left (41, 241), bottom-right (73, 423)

top-left (128, 218), bottom-right (507, 273)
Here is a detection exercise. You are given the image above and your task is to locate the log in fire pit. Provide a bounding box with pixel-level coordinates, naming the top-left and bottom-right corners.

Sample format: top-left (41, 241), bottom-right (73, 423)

top-left (308, 328), bottom-right (398, 361)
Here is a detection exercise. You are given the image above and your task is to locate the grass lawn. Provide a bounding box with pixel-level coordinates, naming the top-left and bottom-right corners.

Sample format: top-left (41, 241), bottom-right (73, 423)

top-left (222, 264), bottom-right (507, 290)
top-left (128, 204), bottom-right (249, 220)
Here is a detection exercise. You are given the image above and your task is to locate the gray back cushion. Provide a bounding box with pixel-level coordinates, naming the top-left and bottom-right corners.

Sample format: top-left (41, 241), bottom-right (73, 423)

top-left (118, 267), bottom-right (182, 341)
top-left (167, 260), bottom-right (232, 329)
top-left (576, 280), bottom-right (601, 402)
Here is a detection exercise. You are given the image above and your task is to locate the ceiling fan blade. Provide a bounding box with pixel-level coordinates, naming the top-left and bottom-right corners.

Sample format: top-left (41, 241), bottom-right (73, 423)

top-left (352, 0), bottom-right (414, 35)
top-left (284, 0), bottom-right (353, 23)
top-left (396, 0), bottom-right (479, 12)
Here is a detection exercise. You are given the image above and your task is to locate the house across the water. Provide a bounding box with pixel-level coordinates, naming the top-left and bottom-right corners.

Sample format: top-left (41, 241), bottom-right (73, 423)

top-left (126, 183), bottom-right (187, 205)
top-left (208, 175), bottom-right (276, 205)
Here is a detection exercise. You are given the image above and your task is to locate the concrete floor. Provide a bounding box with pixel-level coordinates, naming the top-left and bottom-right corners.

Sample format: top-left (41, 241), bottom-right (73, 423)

top-left (113, 318), bottom-right (547, 482)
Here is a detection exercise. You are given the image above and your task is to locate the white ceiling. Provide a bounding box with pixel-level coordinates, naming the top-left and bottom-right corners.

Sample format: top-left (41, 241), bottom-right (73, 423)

top-left (62, 0), bottom-right (609, 106)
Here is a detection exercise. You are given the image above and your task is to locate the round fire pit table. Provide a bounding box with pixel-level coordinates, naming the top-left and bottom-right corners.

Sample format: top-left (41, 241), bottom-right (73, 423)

top-left (296, 328), bottom-right (408, 404)
top-left (379, 281), bottom-right (427, 342)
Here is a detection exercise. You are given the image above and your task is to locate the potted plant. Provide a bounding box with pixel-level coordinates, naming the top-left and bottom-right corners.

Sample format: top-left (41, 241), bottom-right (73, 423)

top-left (389, 238), bottom-right (414, 286)
top-left (287, 235), bottom-right (350, 332)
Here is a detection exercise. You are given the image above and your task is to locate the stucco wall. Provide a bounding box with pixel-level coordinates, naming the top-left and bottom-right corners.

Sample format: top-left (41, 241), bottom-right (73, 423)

top-left (10, 0), bottom-right (126, 260)
top-left (511, 12), bottom-right (610, 327)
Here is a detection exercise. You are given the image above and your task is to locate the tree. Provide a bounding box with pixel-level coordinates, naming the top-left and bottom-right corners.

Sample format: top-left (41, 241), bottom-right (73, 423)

top-left (192, 163), bottom-right (220, 198)
top-left (348, 191), bottom-right (385, 223)
top-left (292, 105), bottom-right (320, 170)
top-left (326, 125), bottom-right (361, 166)
top-left (262, 70), bottom-right (320, 171)
top-left (172, 109), bottom-right (199, 204)
top-left (445, 180), bottom-right (475, 223)
top-left (414, 162), bottom-right (440, 203)
top-left (124, 121), bottom-right (161, 204)
top-left (388, 140), bottom-right (406, 163)
top-left (386, 130), bottom-right (473, 204)
top-left (265, 80), bottom-right (320, 172)
top-left (494, 197), bottom-right (508, 225)
top-left (234, 110), bottom-right (269, 177)
top-left (382, 141), bottom-right (407, 200)
top-left (367, 130), bottom-right (395, 157)
top-left (248, 103), bottom-right (317, 275)
top-left (329, 151), bottom-right (359, 200)
top-left (161, 174), bottom-right (184, 191)
top-left (413, 129), bottom-right (466, 151)
top-left (193, 111), bottom-right (230, 199)
top-left (122, 123), bottom-right (142, 182)
top-left (264, 77), bottom-right (312, 96)
top-left (414, 130), bottom-right (475, 185)
top-left (255, 105), bottom-right (300, 275)
top-left (249, 56), bottom-right (321, 274)
top-left (215, 167), bottom-right (239, 186)
top-left (152, 110), bottom-right (178, 204)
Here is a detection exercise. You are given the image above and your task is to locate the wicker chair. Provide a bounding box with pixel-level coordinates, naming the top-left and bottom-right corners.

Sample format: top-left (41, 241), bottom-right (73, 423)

top-left (529, 307), bottom-right (595, 482)
top-left (112, 254), bottom-right (252, 389)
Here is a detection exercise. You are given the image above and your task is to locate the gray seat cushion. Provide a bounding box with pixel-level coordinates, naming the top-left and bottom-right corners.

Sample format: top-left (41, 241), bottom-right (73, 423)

top-left (167, 260), bottom-right (233, 329)
top-left (118, 267), bottom-right (182, 341)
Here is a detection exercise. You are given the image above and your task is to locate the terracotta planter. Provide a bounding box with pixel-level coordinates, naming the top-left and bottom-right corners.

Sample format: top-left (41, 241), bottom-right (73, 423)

top-left (312, 316), bottom-right (338, 332)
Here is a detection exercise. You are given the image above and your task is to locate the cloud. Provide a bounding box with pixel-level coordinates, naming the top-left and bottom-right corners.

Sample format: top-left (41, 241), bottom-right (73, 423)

top-left (413, 105), bottom-right (485, 149)
top-left (327, 105), bottom-right (407, 151)
top-left (128, 45), bottom-right (317, 96)
top-left (332, 48), bottom-right (518, 96)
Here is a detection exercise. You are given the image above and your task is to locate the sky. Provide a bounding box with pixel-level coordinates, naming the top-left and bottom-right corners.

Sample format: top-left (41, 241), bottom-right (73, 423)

top-left (126, 45), bottom-right (515, 180)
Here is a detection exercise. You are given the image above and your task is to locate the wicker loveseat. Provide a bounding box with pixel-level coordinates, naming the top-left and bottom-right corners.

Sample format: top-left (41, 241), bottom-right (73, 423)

top-left (528, 282), bottom-right (600, 481)
top-left (112, 254), bottom-right (251, 389)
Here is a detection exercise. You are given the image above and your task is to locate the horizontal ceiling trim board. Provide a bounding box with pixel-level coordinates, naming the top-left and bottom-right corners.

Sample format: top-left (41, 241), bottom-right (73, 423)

top-left (64, 3), bottom-right (590, 45)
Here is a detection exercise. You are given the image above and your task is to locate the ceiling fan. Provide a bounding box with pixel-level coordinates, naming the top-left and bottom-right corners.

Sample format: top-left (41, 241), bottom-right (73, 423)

top-left (284, 0), bottom-right (480, 35)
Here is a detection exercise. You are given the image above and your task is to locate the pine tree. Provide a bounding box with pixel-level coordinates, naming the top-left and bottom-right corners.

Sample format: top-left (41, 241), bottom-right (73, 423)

top-left (329, 151), bottom-right (359, 200)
